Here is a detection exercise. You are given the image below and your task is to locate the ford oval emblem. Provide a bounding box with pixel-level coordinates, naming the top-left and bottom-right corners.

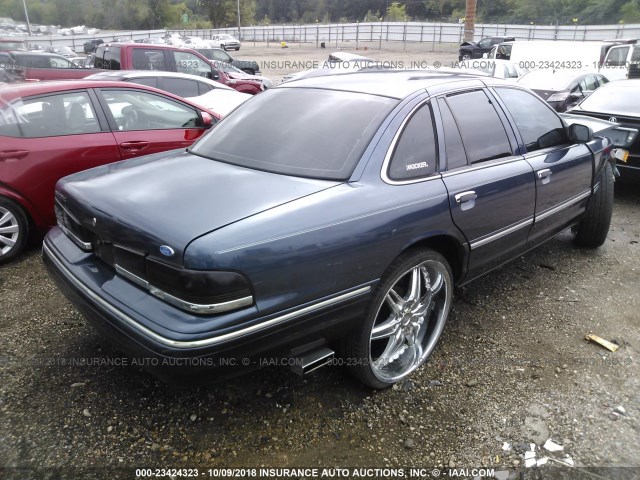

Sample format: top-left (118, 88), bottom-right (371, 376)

top-left (159, 245), bottom-right (175, 257)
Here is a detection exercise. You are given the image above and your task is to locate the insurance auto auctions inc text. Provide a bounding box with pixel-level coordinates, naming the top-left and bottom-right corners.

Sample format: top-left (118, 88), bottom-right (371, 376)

top-left (205, 467), bottom-right (497, 478)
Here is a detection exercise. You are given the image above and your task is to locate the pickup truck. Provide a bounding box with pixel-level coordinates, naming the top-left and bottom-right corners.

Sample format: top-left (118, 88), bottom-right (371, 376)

top-left (93, 43), bottom-right (263, 94)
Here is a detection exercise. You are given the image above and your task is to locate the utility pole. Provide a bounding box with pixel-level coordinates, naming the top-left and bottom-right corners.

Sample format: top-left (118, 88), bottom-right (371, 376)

top-left (463, 0), bottom-right (476, 42)
top-left (22, 0), bottom-right (32, 36)
top-left (237, 0), bottom-right (241, 40)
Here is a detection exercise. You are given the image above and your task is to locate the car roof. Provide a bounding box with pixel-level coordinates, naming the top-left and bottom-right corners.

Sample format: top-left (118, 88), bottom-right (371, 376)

top-left (0, 79), bottom-right (217, 107)
top-left (84, 70), bottom-right (235, 90)
top-left (278, 69), bottom-right (505, 99)
top-left (11, 51), bottom-right (66, 58)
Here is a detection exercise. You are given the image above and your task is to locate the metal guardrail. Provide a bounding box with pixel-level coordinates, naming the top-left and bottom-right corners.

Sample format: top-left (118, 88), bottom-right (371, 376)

top-left (18, 21), bottom-right (640, 54)
top-left (170, 22), bottom-right (640, 47)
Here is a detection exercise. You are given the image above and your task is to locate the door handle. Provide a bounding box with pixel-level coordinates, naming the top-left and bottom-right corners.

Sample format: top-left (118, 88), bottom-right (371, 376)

top-left (537, 169), bottom-right (552, 179)
top-left (120, 141), bottom-right (150, 151)
top-left (0, 150), bottom-right (29, 160)
top-left (455, 191), bottom-right (477, 204)
top-left (537, 169), bottom-right (552, 184)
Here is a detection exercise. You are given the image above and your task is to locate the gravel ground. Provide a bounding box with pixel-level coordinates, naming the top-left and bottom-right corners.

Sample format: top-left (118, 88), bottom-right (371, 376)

top-left (1, 44), bottom-right (639, 479)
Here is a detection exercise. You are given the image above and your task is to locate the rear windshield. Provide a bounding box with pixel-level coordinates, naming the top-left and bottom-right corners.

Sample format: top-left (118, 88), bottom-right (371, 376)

top-left (190, 88), bottom-right (398, 180)
top-left (578, 83), bottom-right (640, 115)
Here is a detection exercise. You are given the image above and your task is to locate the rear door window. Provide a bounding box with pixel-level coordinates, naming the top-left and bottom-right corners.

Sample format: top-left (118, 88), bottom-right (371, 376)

top-left (437, 98), bottom-right (467, 170)
top-left (159, 78), bottom-right (199, 97)
top-left (445, 90), bottom-right (512, 163)
top-left (5, 91), bottom-right (100, 137)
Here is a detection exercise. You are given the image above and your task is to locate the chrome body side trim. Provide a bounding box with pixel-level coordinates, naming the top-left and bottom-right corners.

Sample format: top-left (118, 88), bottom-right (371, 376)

top-left (470, 217), bottom-right (534, 250)
top-left (115, 263), bottom-right (253, 315)
top-left (44, 241), bottom-right (371, 349)
top-left (535, 190), bottom-right (591, 222)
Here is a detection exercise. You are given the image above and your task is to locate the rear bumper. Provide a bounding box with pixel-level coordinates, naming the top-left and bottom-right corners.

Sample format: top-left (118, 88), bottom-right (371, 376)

top-left (43, 227), bottom-right (372, 384)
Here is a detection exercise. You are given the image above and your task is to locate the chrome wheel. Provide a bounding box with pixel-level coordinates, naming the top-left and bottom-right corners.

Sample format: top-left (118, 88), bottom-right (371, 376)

top-left (369, 259), bottom-right (451, 383)
top-left (0, 206), bottom-right (20, 256)
top-left (346, 249), bottom-right (453, 388)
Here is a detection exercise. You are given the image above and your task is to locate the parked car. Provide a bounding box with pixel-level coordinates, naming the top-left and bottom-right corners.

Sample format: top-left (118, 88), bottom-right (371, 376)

top-left (85, 70), bottom-right (251, 115)
top-left (140, 37), bottom-right (166, 45)
top-left (518, 70), bottom-right (609, 112)
top-left (196, 47), bottom-right (260, 75)
top-left (83, 38), bottom-right (104, 54)
top-left (600, 40), bottom-right (640, 80)
top-left (0, 80), bottom-right (219, 263)
top-left (43, 71), bottom-right (625, 387)
top-left (45, 45), bottom-right (76, 58)
top-left (9, 51), bottom-right (80, 68)
top-left (4, 51), bottom-right (98, 80)
top-left (0, 64), bottom-right (24, 82)
top-left (0, 37), bottom-right (27, 51)
top-left (568, 79), bottom-right (640, 180)
top-left (93, 43), bottom-right (264, 94)
top-left (211, 34), bottom-right (240, 51)
top-left (453, 59), bottom-right (529, 80)
top-left (281, 51), bottom-right (377, 83)
top-left (459, 36), bottom-right (514, 61)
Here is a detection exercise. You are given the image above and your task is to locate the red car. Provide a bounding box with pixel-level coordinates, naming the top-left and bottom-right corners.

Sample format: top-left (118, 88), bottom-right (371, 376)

top-left (0, 80), bottom-right (219, 263)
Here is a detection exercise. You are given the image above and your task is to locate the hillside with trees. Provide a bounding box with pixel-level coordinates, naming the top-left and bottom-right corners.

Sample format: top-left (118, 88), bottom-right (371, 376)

top-left (0, 0), bottom-right (638, 30)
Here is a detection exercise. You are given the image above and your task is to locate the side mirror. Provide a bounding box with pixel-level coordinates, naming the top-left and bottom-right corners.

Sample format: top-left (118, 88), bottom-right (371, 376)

top-left (569, 123), bottom-right (593, 143)
top-left (207, 69), bottom-right (219, 81)
top-left (201, 112), bottom-right (215, 128)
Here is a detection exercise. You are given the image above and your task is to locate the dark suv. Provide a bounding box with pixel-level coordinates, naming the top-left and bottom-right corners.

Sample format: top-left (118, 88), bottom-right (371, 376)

top-left (459, 36), bottom-right (515, 61)
top-left (83, 39), bottom-right (104, 54)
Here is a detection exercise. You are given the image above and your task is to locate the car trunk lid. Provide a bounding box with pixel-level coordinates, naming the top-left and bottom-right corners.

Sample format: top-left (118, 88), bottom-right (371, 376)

top-left (55, 149), bottom-right (340, 267)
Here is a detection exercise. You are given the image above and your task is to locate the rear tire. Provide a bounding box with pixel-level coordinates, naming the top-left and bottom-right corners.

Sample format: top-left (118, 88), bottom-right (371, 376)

top-left (345, 249), bottom-right (453, 389)
top-left (574, 162), bottom-right (614, 248)
top-left (0, 197), bottom-right (29, 264)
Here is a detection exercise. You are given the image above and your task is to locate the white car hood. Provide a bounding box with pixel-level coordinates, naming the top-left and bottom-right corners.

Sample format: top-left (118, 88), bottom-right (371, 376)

top-left (187, 89), bottom-right (251, 116)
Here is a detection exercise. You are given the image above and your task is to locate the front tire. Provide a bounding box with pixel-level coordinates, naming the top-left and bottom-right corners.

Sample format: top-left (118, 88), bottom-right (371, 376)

top-left (0, 197), bottom-right (29, 264)
top-left (574, 162), bottom-right (614, 248)
top-left (345, 249), bottom-right (453, 389)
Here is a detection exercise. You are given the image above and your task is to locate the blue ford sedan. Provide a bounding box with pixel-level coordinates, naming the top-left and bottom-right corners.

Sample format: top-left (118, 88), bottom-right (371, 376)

top-left (44, 71), bottom-right (616, 388)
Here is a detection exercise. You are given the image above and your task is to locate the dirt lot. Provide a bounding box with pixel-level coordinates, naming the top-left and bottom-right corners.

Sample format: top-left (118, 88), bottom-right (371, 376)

top-left (1, 43), bottom-right (639, 479)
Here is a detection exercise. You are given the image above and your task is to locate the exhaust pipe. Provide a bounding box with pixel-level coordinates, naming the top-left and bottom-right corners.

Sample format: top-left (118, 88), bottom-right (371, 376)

top-left (290, 347), bottom-right (335, 376)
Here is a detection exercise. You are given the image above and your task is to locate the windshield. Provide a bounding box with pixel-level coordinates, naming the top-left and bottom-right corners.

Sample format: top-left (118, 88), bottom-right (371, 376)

top-left (190, 88), bottom-right (398, 180)
top-left (578, 82), bottom-right (640, 115)
top-left (518, 71), bottom-right (576, 91)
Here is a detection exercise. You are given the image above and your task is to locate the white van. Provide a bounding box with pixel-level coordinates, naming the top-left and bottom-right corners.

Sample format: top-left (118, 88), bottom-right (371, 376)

top-left (600, 41), bottom-right (640, 80)
top-left (486, 39), bottom-right (637, 78)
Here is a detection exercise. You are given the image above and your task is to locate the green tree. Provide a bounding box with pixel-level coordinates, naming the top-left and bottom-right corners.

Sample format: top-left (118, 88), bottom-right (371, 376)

top-left (386, 2), bottom-right (408, 21)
